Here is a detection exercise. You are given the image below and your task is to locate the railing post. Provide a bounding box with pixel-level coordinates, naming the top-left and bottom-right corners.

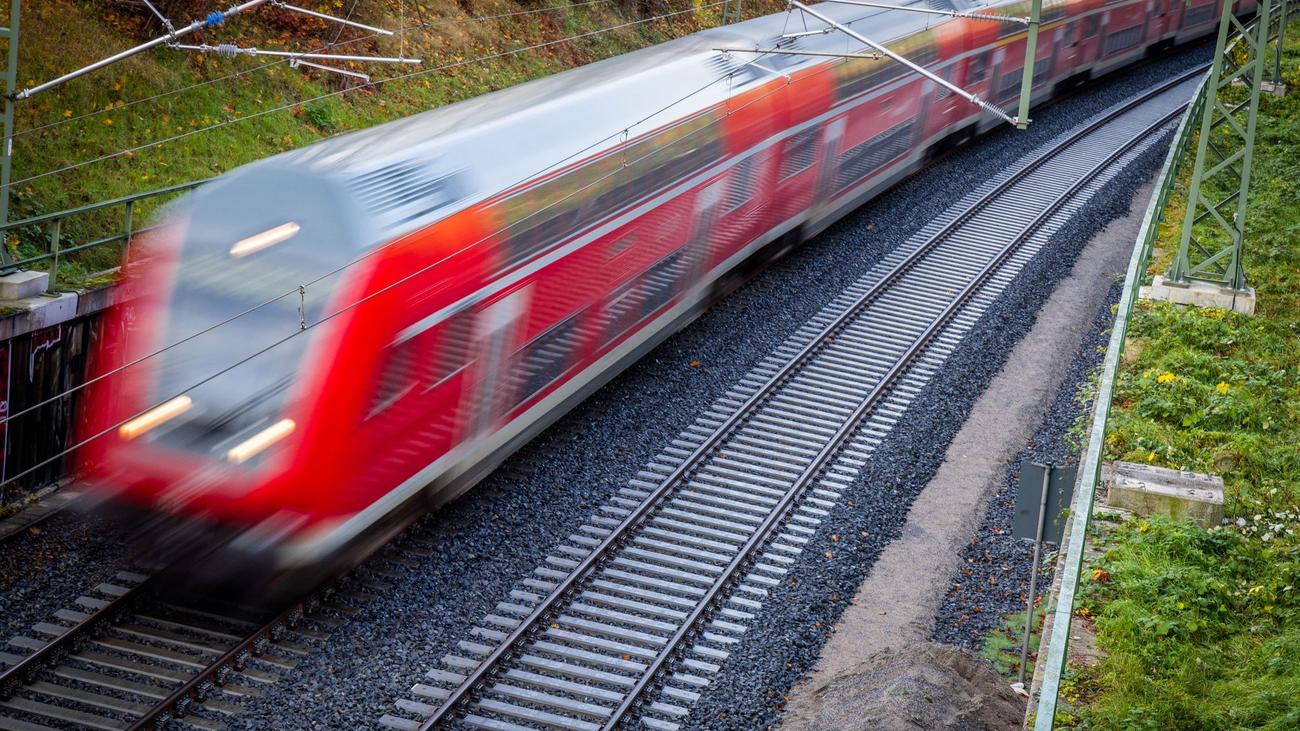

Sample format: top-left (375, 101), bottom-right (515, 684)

top-left (46, 217), bottom-right (59, 293)
top-left (45, 215), bottom-right (60, 292)
top-left (0, 0), bottom-right (20, 265)
top-left (123, 199), bottom-right (135, 255)
top-left (1275, 0), bottom-right (1288, 85)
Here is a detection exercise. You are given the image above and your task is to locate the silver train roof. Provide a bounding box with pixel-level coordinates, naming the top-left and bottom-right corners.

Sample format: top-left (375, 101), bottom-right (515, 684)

top-left (217, 0), bottom-right (1019, 245)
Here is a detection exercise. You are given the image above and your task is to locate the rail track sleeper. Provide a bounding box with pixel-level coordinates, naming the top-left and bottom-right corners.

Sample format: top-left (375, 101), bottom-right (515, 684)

top-left (483, 615), bottom-right (523, 631)
top-left (637, 528), bottom-right (735, 555)
top-left (647, 517), bottom-right (747, 546)
top-left (0, 696), bottom-right (124, 730)
top-left (740, 573), bottom-right (781, 589)
top-left (676, 486), bottom-right (778, 512)
top-left (586, 581), bottom-right (697, 611)
top-left (74, 652), bottom-right (191, 684)
top-left (26, 680), bottom-right (150, 715)
top-left (512, 656), bottom-right (632, 688)
top-left (545, 627), bottom-right (658, 659)
top-left (578, 591), bottom-right (689, 622)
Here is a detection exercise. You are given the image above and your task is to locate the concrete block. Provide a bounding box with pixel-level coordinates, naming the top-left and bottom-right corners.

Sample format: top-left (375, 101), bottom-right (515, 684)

top-left (1103, 461), bottom-right (1224, 528)
top-left (1261, 80), bottom-right (1288, 97)
top-left (0, 270), bottom-right (49, 300)
top-left (1140, 275), bottom-right (1255, 316)
top-left (0, 292), bottom-right (81, 341)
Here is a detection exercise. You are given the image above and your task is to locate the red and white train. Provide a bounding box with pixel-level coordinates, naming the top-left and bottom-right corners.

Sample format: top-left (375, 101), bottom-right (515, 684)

top-left (81, 0), bottom-right (1243, 585)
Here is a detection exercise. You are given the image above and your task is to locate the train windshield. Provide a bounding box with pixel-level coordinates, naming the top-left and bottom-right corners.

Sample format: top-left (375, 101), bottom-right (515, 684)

top-left (144, 167), bottom-right (357, 464)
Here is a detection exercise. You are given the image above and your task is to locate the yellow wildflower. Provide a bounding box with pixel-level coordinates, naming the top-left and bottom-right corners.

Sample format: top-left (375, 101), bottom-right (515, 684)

top-left (1157, 372), bottom-right (1176, 384)
top-left (1216, 381), bottom-right (1229, 394)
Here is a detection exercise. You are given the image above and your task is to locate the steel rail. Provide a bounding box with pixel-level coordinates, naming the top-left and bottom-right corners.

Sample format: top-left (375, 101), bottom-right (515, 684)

top-left (608, 81), bottom-right (1201, 731)
top-left (0, 576), bottom-right (161, 699)
top-left (124, 601), bottom-right (307, 730)
top-left (420, 63), bottom-right (1209, 730)
top-left (0, 574), bottom-right (316, 729)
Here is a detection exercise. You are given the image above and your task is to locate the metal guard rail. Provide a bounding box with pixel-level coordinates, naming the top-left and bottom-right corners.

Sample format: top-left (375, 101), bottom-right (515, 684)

top-left (0, 180), bottom-right (204, 292)
top-left (1029, 67), bottom-right (1212, 729)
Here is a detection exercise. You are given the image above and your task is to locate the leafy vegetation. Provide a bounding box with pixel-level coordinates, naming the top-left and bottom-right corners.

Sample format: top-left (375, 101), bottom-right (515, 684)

top-left (979, 607), bottom-right (1044, 681)
top-left (5, 0), bottom-right (781, 287)
top-left (1063, 20), bottom-right (1300, 730)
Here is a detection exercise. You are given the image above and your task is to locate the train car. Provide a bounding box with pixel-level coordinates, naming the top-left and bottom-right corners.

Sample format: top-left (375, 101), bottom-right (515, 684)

top-left (79, 0), bottom-right (1236, 590)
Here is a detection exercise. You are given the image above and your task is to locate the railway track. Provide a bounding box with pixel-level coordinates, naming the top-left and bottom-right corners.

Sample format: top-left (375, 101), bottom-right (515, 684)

top-left (0, 540), bottom-right (424, 731)
top-left (380, 67), bottom-right (1207, 731)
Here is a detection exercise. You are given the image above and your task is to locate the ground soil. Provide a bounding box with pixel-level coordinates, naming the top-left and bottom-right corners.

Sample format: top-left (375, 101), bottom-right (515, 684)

top-left (782, 642), bottom-right (1027, 731)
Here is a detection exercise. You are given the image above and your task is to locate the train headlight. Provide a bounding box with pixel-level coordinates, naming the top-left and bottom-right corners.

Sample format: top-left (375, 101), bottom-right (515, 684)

top-left (229, 222), bottom-right (300, 258)
top-left (226, 418), bottom-right (296, 464)
top-left (119, 396), bottom-right (193, 440)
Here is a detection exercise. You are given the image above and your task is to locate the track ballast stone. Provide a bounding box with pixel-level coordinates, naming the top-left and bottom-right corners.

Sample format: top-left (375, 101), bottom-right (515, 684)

top-left (930, 281), bottom-right (1121, 651)
top-left (225, 42), bottom-right (1212, 731)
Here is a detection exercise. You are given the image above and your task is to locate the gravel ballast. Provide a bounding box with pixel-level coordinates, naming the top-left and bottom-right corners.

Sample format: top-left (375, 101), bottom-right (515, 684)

top-left (929, 280), bottom-right (1121, 653)
top-left (123, 42), bottom-right (1217, 731)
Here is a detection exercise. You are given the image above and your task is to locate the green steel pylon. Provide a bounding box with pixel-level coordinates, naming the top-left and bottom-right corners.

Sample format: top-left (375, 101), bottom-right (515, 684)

top-left (1166, 0), bottom-right (1282, 290)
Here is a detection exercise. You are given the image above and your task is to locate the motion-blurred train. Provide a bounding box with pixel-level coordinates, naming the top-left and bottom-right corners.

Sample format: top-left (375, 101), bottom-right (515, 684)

top-left (80, 0), bottom-right (1244, 587)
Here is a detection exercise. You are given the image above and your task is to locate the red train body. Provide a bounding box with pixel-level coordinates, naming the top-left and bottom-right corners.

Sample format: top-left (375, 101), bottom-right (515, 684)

top-left (79, 0), bottom-right (1246, 583)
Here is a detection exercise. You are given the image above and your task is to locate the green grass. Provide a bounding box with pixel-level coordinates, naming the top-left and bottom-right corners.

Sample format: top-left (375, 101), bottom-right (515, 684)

top-left (1063, 21), bottom-right (1300, 731)
top-left (6, 0), bottom-right (783, 288)
top-left (978, 608), bottom-right (1045, 681)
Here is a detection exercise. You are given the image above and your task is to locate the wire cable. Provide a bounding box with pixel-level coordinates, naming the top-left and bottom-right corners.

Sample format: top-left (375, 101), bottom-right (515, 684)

top-left (13, 0), bottom-right (617, 141)
top-left (7, 0), bottom-right (712, 191)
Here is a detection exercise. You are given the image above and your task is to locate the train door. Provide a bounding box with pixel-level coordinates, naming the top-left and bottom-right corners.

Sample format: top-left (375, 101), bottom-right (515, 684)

top-left (468, 286), bottom-right (530, 438)
top-left (813, 117), bottom-right (846, 210)
top-left (690, 180), bottom-right (727, 277)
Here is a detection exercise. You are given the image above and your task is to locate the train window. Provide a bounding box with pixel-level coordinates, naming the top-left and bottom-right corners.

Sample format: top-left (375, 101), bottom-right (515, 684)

top-left (610, 232), bottom-right (637, 258)
top-left (426, 310), bottom-right (476, 389)
top-left (368, 341), bottom-right (419, 419)
top-left (935, 67), bottom-right (955, 100)
top-left (514, 312), bottom-right (585, 405)
top-left (598, 248), bottom-right (689, 348)
top-left (779, 128), bottom-right (818, 180)
top-left (1083, 15), bottom-right (1100, 38)
top-left (966, 52), bottom-right (989, 85)
top-left (601, 278), bottom-right (643, 348)
top-left (584, 113), bottom-right (725, 229)
top-left (833, 119), bottom-right (914, 193)
top-left (1033, 57), bottom-right (1052, 87)
top-left (640, 249), bottom-right (689, 318)
top-left (501, 175), bottom-right (585, 270)
top-left (837, 32), bottom-right (935, 102)
top-left (725, 155), bottom-right (759, 213)
top-left (1104, 25), bottom-right (1144, 55)
top-left (998, 69), bottom-right (1023, 101)
top-left (1183, 3), bottom-right (1216, 25)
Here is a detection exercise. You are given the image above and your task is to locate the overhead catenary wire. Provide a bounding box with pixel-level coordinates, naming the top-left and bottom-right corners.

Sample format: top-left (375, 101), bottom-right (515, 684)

top-left (11, 0), bottom-right (618, 141)
top-left (0, 0), bottom-right (751, 433)
top-left (6, 0), bottom-right (697, 190)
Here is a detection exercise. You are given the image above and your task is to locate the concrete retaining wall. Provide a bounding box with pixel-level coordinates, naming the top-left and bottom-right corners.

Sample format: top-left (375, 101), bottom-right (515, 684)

top-left (0, 285), bottom-right (119, 505)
